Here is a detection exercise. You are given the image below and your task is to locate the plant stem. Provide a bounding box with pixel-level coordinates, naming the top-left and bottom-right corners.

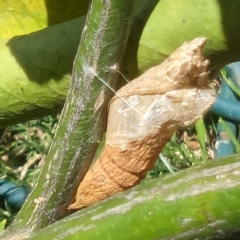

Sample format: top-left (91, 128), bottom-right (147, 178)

top-left (28, 154), bottom-right (240, 240)
top-left (4, 0), bottom-right (135, 236)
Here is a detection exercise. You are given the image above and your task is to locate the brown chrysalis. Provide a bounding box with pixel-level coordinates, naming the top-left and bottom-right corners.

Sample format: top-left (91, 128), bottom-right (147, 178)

top-left (68, 38), bottom-right (216, 210)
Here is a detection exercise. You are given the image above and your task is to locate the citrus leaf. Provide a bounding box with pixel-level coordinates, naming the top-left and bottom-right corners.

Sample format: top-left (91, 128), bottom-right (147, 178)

top-left (0, 17), bottom-right (85, 127)
top-left (0, 0), bottom-right (89, 39)
top-left (0, 219), bottom-right (6, 232)
top-left (138, 0), bottom-right (240, 72)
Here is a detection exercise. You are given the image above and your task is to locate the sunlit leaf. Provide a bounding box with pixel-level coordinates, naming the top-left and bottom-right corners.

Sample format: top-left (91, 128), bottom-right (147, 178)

top-left (138, 0), bottom-right (240, 72)
top-left (0, 219), bottom-right (6, 232)
top-left (0, 0), bottom-right (89, 39)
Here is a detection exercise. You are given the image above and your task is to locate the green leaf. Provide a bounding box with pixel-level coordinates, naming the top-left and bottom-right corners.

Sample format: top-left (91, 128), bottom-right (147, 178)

top-left (195, 118), bottom-right (208, 161)
top-left (0, 17), bottom-right (86, 127)
top-left (0, 219), bottom-right (6, 232)
top-left (0, 0), bottom-right (89, 39)
top-left (138, 0), bottom-right (240, 72)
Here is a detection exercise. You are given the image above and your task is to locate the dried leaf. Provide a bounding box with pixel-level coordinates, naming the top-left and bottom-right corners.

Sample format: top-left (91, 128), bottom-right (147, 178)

top-left (69, 38), bottom-right (216, 210)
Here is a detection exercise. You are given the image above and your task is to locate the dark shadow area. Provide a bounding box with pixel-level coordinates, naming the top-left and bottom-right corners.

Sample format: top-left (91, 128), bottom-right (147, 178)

top-left (208, 0), bottom-right (240, 70)
top-left (121, 0), bottom-right (159, 84)
top-left (210, 229), bottom-right (240, 240)
top-left (6, 0), bottom-right (158, 86)
top-left (6, 17), bottom-right (85, 84)
top-left (44, 0), bottom-right (89, 26)
top-left (6, 0), bottom-right (89, 84)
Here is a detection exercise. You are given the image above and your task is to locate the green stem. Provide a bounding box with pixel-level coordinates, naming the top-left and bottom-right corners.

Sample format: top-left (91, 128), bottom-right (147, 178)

top-left (26, 154), bottom-right (240, 240)
top-left (4, 0), bottom-right (135, 236)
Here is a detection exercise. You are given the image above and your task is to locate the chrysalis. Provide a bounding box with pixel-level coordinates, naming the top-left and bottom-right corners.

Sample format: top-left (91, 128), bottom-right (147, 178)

top-left (69, 38), bottom-right (216, 210)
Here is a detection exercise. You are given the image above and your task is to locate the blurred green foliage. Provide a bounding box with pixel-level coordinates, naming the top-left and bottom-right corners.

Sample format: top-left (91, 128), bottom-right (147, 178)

top-left (145, 120), bottom-right (216, 181)
top-left (0, 115), bottom-right (58, 226)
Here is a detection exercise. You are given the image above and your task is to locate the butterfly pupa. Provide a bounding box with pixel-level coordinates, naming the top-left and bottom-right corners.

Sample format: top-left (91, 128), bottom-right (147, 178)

top-left (68, 37), bottom-right (216, 210)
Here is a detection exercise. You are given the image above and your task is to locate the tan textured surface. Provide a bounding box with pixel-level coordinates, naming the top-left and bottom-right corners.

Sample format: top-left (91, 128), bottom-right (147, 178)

top-left (69, 38), bottom-right (216, 210)
top-left (69, 138), bottom-right (164, 209)
top-left (109, 38), bottom-right (210, 105)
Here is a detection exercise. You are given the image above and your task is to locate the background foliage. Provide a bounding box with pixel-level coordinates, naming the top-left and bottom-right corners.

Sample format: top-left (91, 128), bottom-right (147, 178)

top-left (0, 115), bottom-right (58, 227)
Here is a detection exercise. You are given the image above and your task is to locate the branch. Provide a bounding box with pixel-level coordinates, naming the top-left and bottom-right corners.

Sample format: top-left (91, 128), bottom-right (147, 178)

top-left (3, 0), bottom-right (135, 237)
top-left (27, 154), bottom-right (240, 240)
